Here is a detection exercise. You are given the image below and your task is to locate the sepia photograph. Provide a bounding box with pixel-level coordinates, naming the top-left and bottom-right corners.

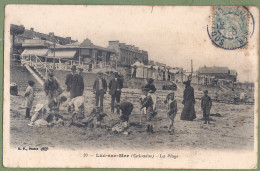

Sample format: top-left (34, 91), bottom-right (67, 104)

top-left (3, 5), bottom-right (259, 169)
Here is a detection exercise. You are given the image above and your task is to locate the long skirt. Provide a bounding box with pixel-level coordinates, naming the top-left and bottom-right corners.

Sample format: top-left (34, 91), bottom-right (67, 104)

top-left (181, 100), bottom-right (196, 121)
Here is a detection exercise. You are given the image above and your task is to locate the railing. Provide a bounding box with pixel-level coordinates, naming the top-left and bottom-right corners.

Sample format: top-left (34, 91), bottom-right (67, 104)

top-left (21, 55), bottom-right (92, 73)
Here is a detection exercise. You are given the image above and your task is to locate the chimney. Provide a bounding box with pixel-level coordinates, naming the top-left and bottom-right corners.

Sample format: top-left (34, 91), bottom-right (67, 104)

top-left (49, 32), bottom-right (54, 37)
top-left (30, 28), bottom-right (34, 32)
top-left (66, 37), bottom-right (71, 43)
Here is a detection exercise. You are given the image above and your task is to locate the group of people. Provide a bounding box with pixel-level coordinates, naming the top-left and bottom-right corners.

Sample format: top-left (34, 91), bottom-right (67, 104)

top-left (23, 65), bottom-right (213, 132)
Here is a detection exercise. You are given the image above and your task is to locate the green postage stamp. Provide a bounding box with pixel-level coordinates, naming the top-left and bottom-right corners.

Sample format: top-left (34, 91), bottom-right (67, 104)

top-left (2, 5), bottom-right (259, 169)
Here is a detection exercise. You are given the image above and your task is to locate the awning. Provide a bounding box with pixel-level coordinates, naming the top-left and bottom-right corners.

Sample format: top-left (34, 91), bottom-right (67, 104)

top-left (169, 69), bottom-right (179, 74)
top-left (21, 49), bottom-right (49, 56)
top-left (131, 61), bottom-right (144, 67)
top-left (153, 66), bottom-right (159, 70)
top-left (143, 65), bottom-right (152, 68)
top-left (47, 50), bottom-right (77, 59)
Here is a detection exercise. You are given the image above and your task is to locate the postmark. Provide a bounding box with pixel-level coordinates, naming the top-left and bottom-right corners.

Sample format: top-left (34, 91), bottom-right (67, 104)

top-left (207, 6), bottom-right (255, 50)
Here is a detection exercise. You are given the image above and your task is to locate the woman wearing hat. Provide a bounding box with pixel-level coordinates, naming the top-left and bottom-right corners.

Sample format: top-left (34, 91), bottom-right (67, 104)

top-left (24, 80), bottom-right (35, 119)
top-left (180, 80), bottom-right (196, 121)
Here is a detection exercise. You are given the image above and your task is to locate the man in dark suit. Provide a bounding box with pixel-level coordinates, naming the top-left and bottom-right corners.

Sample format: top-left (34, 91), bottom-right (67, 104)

top-left (77, 68), bottom-right (84, 96)
top-left (109, 72), bottom-right (123, 114)
top-left (93, 72), bottom-right (107, 110)
top-left (65, 65), bottom-right (81, 99)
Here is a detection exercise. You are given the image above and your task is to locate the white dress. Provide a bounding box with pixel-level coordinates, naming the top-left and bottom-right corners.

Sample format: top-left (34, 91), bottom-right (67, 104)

top-left (25, 86), bottom-right (34, 109)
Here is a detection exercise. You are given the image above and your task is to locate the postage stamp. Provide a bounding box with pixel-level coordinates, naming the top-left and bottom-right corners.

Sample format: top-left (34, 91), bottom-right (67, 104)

top-left (208, 6), bottom-right (255, 50)
top-left (2, 5), bottom-right (259, 169)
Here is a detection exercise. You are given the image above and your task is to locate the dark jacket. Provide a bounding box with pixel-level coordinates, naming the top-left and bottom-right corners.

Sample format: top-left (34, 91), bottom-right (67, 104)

top-left (168, 100), bottom-right (177, 115)
top-left (93, 78), bottom-right (107, 92)
top-left (44, 78), bottom-right (60, 97)
top-left (201, 95), bottom-right (212, 109)
top-left (78, 74), bottom-right (84, 96)
top-left (65, 73), bottom-right (81, 99)
top-left (183, 85), bottom-right (195, 104)
top-left (144, 84), bottom-right (157, 93)
top-left (141, 95), bottom-right (153, 109)
top-left (120, 101), bottom-right (133, 122)
top-left (109, 78), bottom-right (123, 95)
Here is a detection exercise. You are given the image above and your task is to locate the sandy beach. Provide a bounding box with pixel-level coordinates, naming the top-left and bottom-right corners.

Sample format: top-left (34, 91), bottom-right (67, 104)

top-left (9, 88), bottom-right (254, 151)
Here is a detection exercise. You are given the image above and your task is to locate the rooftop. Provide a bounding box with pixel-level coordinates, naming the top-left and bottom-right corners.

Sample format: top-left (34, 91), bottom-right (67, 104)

top-left (198, 66), bottom-right (230, 74)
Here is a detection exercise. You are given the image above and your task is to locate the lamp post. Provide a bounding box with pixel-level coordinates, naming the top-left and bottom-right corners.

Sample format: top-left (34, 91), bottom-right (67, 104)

top-left (53, 41), bottom-right (56, 69)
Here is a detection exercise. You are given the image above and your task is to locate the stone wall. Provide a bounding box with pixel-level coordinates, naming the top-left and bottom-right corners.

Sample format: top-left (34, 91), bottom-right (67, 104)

top-left (10, 60), bottom-right (42, 92)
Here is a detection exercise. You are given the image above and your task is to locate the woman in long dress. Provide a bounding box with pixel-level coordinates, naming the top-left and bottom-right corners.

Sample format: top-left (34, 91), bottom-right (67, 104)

top-left (180, 80), bottom-right (196, 121)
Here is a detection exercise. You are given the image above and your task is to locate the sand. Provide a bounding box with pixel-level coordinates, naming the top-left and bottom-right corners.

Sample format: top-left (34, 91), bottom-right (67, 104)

top-left (9, 88), bottom-right (254, 150)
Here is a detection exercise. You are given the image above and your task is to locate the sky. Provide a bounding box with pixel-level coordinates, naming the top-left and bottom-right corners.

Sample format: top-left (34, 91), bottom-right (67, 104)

top-left (5, 5), bottom-right (259, 82)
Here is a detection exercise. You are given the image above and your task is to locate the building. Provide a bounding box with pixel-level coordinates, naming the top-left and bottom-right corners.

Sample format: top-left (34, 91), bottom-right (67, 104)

top-left (107, 40), bottom-right (148, 67)
top-left (197, 66), bottom-right (238, 82)
top-left (11, 24), bottom-right (77, 56)
top-left (20, 38), bottom-right (115, 71)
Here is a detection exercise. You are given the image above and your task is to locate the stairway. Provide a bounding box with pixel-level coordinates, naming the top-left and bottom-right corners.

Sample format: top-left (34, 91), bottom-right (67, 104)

top-left (10, 60), bottom-right (43, 91)
top-left (220, 84), bottom-right (232, 91)
top-left (24, 64), bottom-right (45, 86)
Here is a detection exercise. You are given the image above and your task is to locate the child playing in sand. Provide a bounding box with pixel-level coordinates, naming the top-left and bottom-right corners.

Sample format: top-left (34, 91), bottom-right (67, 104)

top-left (24, 80), bottom-right (35, 119)
top-left (164, 92), bottom-right (177, 133)
top-left (201, 90), bottom-right (212, 124)
top-left (111, 101), bottom-right (134, 134)
top-left (28, 104), bottom-right (47, 126)
top-left (140, 88), bottom-right (154, 133)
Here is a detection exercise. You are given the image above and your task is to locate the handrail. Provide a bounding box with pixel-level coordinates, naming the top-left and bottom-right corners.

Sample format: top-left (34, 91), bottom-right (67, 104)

top-left (34, 55), bottom-right (52, 74)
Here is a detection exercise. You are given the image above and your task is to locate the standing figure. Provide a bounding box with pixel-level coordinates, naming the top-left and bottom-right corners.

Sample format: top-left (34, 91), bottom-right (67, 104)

top-left (144, 78), bottom-right (157, 111)
top-left (109, 72), bottom-right (123, 114)
top-left (24, 80), bottom-right (35, 119)
top-left (201, 90), bottom-right (212, 124)
top-left (164, 92), bottom-right (178, 133)
top-left (180, 80), bottom-right (196, 121)
top-left (65, 65), bottom-right (81, 99)
top-left (78, 68), bottom-right (85, 96)
top-left (44, 72), bottom-right (61, 110)
top-left (140, 88), bottom-right (154, 133)
top-left (93, 72), bottom-right (107, 110)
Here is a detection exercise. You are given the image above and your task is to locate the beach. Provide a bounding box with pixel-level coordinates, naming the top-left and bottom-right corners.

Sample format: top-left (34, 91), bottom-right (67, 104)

top-left (9, 88), bottom-right (254, 150)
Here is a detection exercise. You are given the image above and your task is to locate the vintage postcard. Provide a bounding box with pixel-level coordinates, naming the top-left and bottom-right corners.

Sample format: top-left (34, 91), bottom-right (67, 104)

top-left (3, 5), bottom-right (259, 169)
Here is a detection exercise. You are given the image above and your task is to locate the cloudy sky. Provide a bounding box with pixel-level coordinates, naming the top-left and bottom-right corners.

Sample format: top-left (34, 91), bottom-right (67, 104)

top-left (5, 5), bottom-right (258, 82)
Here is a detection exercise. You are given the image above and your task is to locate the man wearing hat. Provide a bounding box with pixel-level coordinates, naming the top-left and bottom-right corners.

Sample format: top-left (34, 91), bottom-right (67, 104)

top-left (180, 80), bottom-right (196, 121)
top-left (108, 72), bottom-right (123, 114)
top-left (93, 72), bottom-right (107, 110)
top-left (201, 90), bottom-right (212, 124)
top-left (44, 72), bottom-right (61, 110)
top-left (65, 65), bottom-right (81, 99)
top-left (77, 68), bottom-right (85, 96)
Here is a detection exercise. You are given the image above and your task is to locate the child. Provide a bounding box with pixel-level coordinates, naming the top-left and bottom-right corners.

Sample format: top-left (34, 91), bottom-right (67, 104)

top-left (28, 104), bottom-right (47, 126)
top-left (165, 92), bottom-right (177, 133)
top-left (117, 101), bottom-right (133, 124)
top-left (201, 90), bottom-right (212, 124)
top-left (24, 80), bottom-right (35, 119)
top-left (111, 101), bottom-right (133, 134)
top-left (140, 88), bottom-right (154, 133)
